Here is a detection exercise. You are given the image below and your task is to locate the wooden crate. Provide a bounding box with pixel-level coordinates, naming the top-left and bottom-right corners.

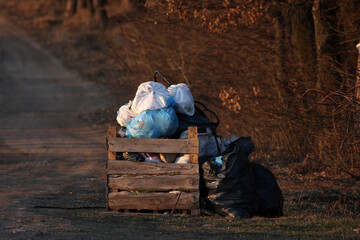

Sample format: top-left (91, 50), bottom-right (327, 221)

top-left (106, 126), bottom-right (200, 215)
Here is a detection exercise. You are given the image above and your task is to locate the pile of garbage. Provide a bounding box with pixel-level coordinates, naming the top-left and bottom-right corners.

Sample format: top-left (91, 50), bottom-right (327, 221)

top-left (115, 71), bottom-right (283, 218)
top-left (116, 71), bottom-right (221, 163)
top-left (117, 81), bottom-right (183, 139)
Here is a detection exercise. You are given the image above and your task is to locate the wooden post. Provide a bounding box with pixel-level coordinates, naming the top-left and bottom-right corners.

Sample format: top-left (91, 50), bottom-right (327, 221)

top-left (106, 126), bottom-right (116, 211)
top-left (188, 127), bottom-right (199, 164)
top-left (107, 126), bottom-right (117, 161)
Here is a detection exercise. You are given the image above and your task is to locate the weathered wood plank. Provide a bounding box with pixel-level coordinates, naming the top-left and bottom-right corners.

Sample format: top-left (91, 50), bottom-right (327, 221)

top-left (188, 127), bottom-right (199, 163)
top-left (107, 126), bottom-right (117, 161)
top-left (108, 175), bottom-right (199, 192)
top-left (107, 160), bottom-right (198, 175)
top-left (108, 138), bottom-right (199, 154)
top-left (105, 175), bottom-right (109, 210)
top-left (106, 126), bottom-right (116, 210)
top-left (108, 191), bottom-right (199, 210)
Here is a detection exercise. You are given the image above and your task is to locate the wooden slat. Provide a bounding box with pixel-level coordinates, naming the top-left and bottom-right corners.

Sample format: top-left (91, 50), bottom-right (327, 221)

top-left (188, 127), bottom-right (199, 163)
top-left (107, 126), bottom-right (117, 161)
top-left (108, 191), bottom-right (199, 210)
top-left (108, 138), bottom-right (199, 154)
top-left (106, 175), bottom-right (109, 210)
top-left (107, 160), bottom-right (198, 175)
top-left (108, 175), bottom-right (199, 192)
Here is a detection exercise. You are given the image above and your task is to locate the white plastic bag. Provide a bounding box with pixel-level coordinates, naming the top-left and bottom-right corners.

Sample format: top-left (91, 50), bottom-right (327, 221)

top-left (116, 101), bottom-right (137, 127)
top-left (174, 154), bottom-right (190, 164)
top-left (168, 83), bottom-right (195, 116)
top-left (132, 81), bottom-right (173, 114)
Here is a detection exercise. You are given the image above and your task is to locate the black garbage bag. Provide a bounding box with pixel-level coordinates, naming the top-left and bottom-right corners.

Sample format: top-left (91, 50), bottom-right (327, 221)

top-left (252, 162), bottom-right (284, 217)
top-left (173, 101), bottom-right (219, 138)
top-left (200, 137), bottom-right (259, 218)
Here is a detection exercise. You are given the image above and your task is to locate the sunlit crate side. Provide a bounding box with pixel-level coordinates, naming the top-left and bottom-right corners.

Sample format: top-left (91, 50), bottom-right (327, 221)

top-left (108, 191), bottom-right (199, 212)
top-left (105, 126), bottom-right (200, 215)
top-left (107, 163), bottom-right (199, 192)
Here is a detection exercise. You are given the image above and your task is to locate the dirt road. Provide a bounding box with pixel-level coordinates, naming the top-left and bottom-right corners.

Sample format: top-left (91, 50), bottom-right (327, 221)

top-left (0, 15), bottom-right (114, 238)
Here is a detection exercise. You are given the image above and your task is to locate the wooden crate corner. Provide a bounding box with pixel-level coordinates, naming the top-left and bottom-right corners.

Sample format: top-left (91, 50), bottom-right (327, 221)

top-left (106, 126), bottom-right (200, 215)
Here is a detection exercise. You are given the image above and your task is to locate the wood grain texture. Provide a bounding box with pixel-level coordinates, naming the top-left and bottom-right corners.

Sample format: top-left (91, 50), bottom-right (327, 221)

top-left (107, 160), bottom-right (199, 175)
top-left (108, 137), bottom-right (199, 154)
top-left (106, 126), bottom-right (117, 210)
top-left (108, 191), bottom-right (199, 210)
top-left (188, 127), bottom-right (199, 163)
top-left (108, 175), bottom-right (199, 192)
top-left (107, 126), bottom-right (117, 161)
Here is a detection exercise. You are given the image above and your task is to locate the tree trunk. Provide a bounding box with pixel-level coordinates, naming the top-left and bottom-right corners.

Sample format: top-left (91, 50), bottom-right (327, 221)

top-left (87, 0), bottom-right (95, 15)
top-left (271, 1), bottom-right (286, 81)
top-left (290, 0), bottom-right (317, 91)
top-left (65, 0), bottom-right (77, 18)
top-left (312, 0), bottom-right (339, 91)
top-left (270, 0), bottom-right (290, 105)
top-left (94, 0), bottom-right (108, 29)
top-left (81, 0), bottom-right (88, 8)
top-left (65, 0), bottom-right (107, 29)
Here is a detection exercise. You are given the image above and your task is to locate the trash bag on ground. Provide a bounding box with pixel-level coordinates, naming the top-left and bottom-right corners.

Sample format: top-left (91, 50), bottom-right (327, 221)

top-left (116, 101), bottom-right (137, 127)
top-left (125, 107), bottom-right (178, 138)
top-left (251, 162), bottom-right (284, 217)
top-left (200, 137), bottom-right (259, 218)
top-left (168, 83), bottom-right (195, 116)
top-left (131, 81), bottom-right (174, 114)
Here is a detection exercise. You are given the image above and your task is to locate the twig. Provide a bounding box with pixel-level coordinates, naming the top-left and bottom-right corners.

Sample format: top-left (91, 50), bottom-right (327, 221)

top-left (33, 205), bottom-right (106, 210)
top-left (297, 175), bottom-right (311, 206)
top-left (171, 188), bottom-right (183, 215)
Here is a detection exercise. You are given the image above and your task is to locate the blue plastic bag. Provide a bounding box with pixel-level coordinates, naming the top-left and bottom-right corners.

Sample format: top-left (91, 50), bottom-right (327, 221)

top-left (126, 107), bottom-right (179, 138)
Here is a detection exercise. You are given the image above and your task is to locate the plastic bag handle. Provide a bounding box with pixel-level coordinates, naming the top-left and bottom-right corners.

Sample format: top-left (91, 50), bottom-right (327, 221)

top-left (194, 101), bottom-right (221, 154)
top-left (153, 71), bottom-right (171, 86)
top-left (194, 101), bottom-right (220, 126)
top-left (222, 144), bottom-right (239, 175)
